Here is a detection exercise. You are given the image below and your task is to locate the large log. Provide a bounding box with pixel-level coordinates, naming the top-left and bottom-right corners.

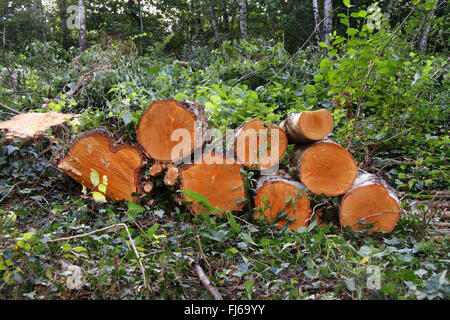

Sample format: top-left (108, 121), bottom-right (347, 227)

top-left (231, 119), bottom-right (288, 171)
top-left (57, 129), bottom-right (144, 202)
top-left (137, 99), bottom-right (211, 163)
top-left (340, 171), bottom-right (401, 233)
top-left (179, 152), bottom-right (246, 215)
top-left (280, 109), bottom-right (333, 144)
top-left (291, 139), bottom-right (357, 196)
top-left (254, 175), bottom-right (311, 231)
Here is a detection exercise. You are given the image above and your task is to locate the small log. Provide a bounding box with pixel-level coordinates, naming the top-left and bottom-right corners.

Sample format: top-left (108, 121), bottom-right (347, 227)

top-left (280, 109), bottom-right (333, 144)
top-left (143, 181), bottom-right (154, 193)
top-left (339, 170), bottom-right (401, 233)
top-left (57, 129), bottom-right (144, 202)
top-left (180, 152), bottom-right (246, 215)
top-left (291, 139), bottom-right (357, 196)
top-left (254, 175), bottom-right (311, 231)
top-left (0, 112), bottom-right (77, 141)
top-left (149, 163), bottom-right (164, 176)
top-left (137, 100), bottom-right (211, 163)
top-left (164, 164), bottom-right (179, 186)
top-left (231, 119), bottom-right (288, 171)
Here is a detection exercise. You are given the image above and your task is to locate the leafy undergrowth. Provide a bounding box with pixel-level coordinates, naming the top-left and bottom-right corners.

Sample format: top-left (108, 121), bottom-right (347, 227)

top-left (0, 142), bottom-right (448, 300)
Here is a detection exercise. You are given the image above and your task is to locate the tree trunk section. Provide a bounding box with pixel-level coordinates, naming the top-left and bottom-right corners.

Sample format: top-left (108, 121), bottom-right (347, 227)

top-left (207, 1), bottom-right (220, 42)
top-left (291, 139), bottom-right (357, 196)
top-left (57, 129), bottom-right (144, 202)
top-left (340, 170), bottom-right (401, 233)
top-left (78, 0), bottom-right (87, 53)
top-left (58, 0), bottom-right (69, 50)
top-left (231, 119), bottom-right (288, 171)
top-left (220, 0), bottom-right (230, 34)
top-left (323, 0), bottom-right (333, 45)
top-left (239, 0), bottom-right (249, 39)
top-left (138, 0), bottom-right (144, 55)
top-left (419, 1), bottom-right (437, 52)
top-left (179, 152), bottom-right (246, 215)
top-left (280, 109), bottom-right (333, 144)
top-left (312, 0), bottom-right (322, 45)
top-left (137, 100), bottom-right (211, 163)
top-left (254, 175), bottom-right (311, 232)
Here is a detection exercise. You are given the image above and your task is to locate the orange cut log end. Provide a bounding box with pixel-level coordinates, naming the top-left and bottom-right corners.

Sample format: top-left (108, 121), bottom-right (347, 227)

top-left (340, 171), bottom-right (401, 233)
top-left (137, 100), bottom-right (210, 162)
top-left (57, 130), bottom-right (143, 202)
top-left (281, 109), bottom-right (333, 144)
top-left (164, 165), bottom-right (179, 186)
top-left (254, 176), bottom-right (311, 232)
top-left (233, 119), bottom-right (288, 171)
top-left (292, 140), bottom-right (357, 196)
top-left (180, 152), bottom-right (246, 215)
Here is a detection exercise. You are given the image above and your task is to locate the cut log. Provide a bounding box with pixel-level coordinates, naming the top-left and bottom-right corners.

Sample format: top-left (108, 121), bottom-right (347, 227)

top-left (143, 181), bottom-right (154, 193)
top-left (291, 139), bottom-right (357, 196)
top-left (0, 112), bottom-right (77, 141)
top-left (280, 109), bottom-right (333, 144)
top-left (340, 171), bottom-right (401, 233)
top-left (164, 164), bottom-right (179, 186)
top-left (149, 163), bottom-right (164, 176)
top-left (57, 129), bottom-right (144, 202)
top-left (231, 119), bottom-right (288, 171)
top-left (137, 100), bottom-right (211, 163)
top-left (254, 175), bottom-right (311, 231)
top-left (180, 152), bottom-right (246, 215)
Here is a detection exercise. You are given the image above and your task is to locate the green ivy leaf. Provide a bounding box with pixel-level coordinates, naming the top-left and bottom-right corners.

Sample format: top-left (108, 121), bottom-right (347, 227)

top-left (92, 191), bottom-right (106, 203)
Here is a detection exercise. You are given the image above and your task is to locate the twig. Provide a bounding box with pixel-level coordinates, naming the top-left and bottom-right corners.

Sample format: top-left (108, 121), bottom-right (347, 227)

top-left (181, 254), bottom-right (223, 300)
top-left (48, 223), bottom-right (149, 291)
top-left (196, 234), bottom-right (212, 278)
top-left (0, 182), bottom-right (19, 204)
top-left (0, 102), bottom-right (20, 115)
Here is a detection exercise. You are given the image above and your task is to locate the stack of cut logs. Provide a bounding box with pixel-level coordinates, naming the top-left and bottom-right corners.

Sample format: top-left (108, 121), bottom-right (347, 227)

top-left (56, 99), bottom-right (401, 233)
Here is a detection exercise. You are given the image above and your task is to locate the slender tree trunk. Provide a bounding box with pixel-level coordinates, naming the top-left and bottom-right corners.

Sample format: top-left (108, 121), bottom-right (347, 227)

top-left (239, 0), bottom-right (248, 39)
top-left (419, 0), bottom-right (437, 52)
top-left (220, 0), bottom-right (230, 34)
top-left (312, 0), bottom-right (322, 45)
top-left (137, 0), bottom-right (144, 55)
top-left (58, 0), bottom-right (69, 50)
top-left (78, 0), bottom-right (87, 53)
top-left (385, 0), bottom-right (394, 21)
top-left (207, 1), bottom-right (220, 42)
top-left (323, 0), bottom-right (333, 45)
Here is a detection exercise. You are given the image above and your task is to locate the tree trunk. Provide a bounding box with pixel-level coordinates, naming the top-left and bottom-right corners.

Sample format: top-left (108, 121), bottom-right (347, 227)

top-left (254, 175), bottom-right (311, 232)
top-left (323, 0), bottom-right (333, 45)
top-left (78, 0), bottom-right (87, 53)
top-left (312, 0), bottom-right (322, 45)
top-left (230, 119), bottom-right (288, 171)
top-left (291, 139), bottom-right (357, 196)
top-left (137, 100), bottom-right (211, 163)
top-left (137, 0), bottom-right (144, 55)
top-left (418, 1), bottom-right (437, 52)
top-left (58, 0), bottom-right (69, 50)
top-left (179, 152), bottom-right (246, 215)
top-left (207, 1), bottom-right (220, 42)
top-left (239, 0), bottom-right (249, 39)
top-left (57, 129), bottom-right (144, 202)
top-left (280, 109), bottom-right (333, 144)
top-left (220, 0), bottom-right (230, 34)
top-left (340, 170), bottom-right (401, 233)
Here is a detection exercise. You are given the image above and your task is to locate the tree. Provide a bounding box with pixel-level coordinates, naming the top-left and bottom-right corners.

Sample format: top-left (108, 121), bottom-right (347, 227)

top-left (137, 0), bottom-right (144, 55)
top-left (323, 0), bottom-right (332, 45)
top-left (58, 0), bottom-right (69, 50)
top-left (207, 1), bottom-right (220, 43)
top-left (220, 0), bottom-right (229, 34)
top-left (419, 0), bottom-right (438, 52)
top-left (312, 0), bottom-right (322, 45)
top-left (239, 0), bottom-right (248, 39)
top-left (78, 0), bottom-right (87, 53)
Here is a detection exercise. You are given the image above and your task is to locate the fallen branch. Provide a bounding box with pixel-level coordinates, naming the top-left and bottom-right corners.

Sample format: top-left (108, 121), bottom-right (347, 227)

top-left (48, 223), bottom-right (149, 291)
top-left (0, 102), bottom-right (20, 115)
top-left (181, 254), bottom-right (223, 300)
